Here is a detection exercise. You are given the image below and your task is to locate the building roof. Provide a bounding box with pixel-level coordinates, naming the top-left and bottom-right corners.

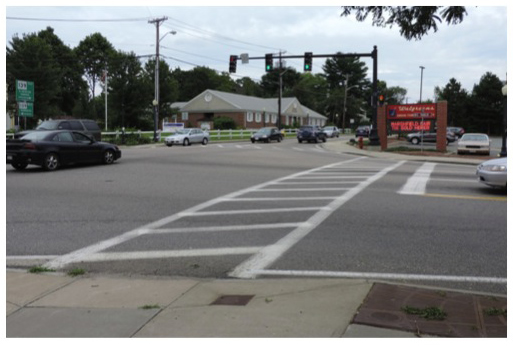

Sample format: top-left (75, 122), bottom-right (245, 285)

top-left (178, 89), bottom-right (327, 120)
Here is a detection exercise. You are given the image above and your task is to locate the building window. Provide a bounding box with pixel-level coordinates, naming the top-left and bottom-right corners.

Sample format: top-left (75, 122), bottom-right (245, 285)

top-left (255, 112), bottom-right (261, 122)
top-left (265, 113), bottom-right (269, 123)
top-left (271, 114), bottom-right (277, 123)
top-left (247, 112), bottom-right (253, 122)
top-left (182, 112), bottom-right (189, 121)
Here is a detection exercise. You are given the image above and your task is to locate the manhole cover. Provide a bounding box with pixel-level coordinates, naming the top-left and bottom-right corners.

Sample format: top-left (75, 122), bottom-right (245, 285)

top-left (211, 295), bottom-right (255, 306)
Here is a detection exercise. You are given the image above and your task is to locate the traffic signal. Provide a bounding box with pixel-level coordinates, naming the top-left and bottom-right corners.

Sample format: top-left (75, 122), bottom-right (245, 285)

top-left (229, 55), bottom-right (237, 73)
top-left (265, 54), bottom-right (273, 72)
top-left (378, 94), bottom-right (385, 106)
top-left (304, 52), bottom-right (313, 71)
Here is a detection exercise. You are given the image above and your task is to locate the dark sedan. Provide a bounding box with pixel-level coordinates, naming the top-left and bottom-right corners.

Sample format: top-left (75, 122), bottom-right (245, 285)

top-left (7, 130), bottom-right (121, 171)
top-left (251, 127), bottom-right (283, 143)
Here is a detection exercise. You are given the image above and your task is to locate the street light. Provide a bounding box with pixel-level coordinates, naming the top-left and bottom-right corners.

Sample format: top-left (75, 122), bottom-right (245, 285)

top-left (419, 66), bottom-right (425, 103)
top-left (342, 74), bottom-right (357, 134)
top-left (500, 83), bottom-right (507, 157)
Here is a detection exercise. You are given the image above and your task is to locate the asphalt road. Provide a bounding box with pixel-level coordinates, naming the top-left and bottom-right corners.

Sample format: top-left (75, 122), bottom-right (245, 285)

top-left (5, 138), bottom-right (507, 294)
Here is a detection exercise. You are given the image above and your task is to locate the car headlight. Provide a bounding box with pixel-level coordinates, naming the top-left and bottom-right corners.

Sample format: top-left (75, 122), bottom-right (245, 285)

top-left (479, 164), bottom-right (507, 172)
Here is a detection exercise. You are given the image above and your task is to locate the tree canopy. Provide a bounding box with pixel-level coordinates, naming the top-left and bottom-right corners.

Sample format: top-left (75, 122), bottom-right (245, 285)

top-left (340, 6), bottom-right (467, 40)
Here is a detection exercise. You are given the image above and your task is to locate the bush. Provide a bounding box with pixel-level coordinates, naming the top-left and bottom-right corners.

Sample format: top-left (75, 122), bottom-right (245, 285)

top-left (213, 116), bottom-right (236, 130)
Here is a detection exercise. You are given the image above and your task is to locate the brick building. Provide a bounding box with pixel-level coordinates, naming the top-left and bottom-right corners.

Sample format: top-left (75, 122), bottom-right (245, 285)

top-left (170, 89), bottom-right (327, 130)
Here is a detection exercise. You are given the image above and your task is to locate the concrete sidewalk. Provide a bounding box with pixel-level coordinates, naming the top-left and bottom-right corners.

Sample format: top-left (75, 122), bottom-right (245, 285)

top-left (4, 270), bottom-right (426, 338)
top-left (6, 270), bottom-right (507, 338)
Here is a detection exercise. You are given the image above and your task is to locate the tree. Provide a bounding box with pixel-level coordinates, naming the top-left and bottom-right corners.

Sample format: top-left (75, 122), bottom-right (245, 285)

top-left (108, 51), bottom-right (150, 129)
top-left (322, 54), bottom-right (371, 128)
top-left (75, 33), bottom-right (115, 111)
top-left (340, 6), bottom-right (467, 40)
top-left (291, 73), bottom-right (329, 116)
top-left (7, 28), bottom-right (67, 126)
top-left (434, 78), bottom-right (469, 126)
top-left (468, 72), bottom-right (504, 135)
top-left (260, 67), bottom-right (301, 98)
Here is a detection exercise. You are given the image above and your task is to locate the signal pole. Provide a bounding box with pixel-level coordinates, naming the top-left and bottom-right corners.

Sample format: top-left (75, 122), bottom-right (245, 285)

top-left (148, 16), bottom-right (168, 142)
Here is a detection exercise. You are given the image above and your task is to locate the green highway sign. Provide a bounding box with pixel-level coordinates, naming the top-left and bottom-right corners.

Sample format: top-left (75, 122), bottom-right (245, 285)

top-left (16, 80), bottom-right (35, 102)
top-left (18, 101), bottom-right (34, 117)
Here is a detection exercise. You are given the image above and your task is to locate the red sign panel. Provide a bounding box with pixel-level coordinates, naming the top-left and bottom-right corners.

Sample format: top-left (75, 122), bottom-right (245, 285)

top-left (390, 120), bottom-right (432, 132)
top-left (387, 104), bottom-right (436, 120)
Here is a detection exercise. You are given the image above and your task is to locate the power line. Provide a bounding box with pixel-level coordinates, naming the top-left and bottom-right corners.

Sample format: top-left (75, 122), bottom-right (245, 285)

top-left (6, 16), bottom-right (150, 22)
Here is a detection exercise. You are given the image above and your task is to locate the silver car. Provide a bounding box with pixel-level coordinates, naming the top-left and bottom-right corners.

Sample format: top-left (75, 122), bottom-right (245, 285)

top-left (476, 157), bottom-right (507, 188)
top-left (164, 128), bottom-right (210, 147)
top-left (322, 126), bottom-right (340, 138)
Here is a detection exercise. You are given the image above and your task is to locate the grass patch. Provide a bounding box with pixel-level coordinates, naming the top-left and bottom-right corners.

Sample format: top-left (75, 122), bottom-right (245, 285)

top-left (67, 268), bottom-right (86, 277)
top-left (28, 266), bottom-right (56, 274)
top-left (483, 307), bottom-right (507, 317)
top-left (401, 305), bottom-right (448, 321)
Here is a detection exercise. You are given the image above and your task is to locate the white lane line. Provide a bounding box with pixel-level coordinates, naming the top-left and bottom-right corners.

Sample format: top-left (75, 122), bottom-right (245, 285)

top-left (84, 247), bottom-right (262, 262)
top-left (398, 162), bottom-right (437, 195)
top-left (46, 156), bottom-right (366, 269)
top-left (180, 206), bottom-right (325, 217)
top-left (251, 269), bottom-right (507, 285)
top-left (256, 188), bottom-right (351, 192)
top-left (148, 223), bottom-right (308, 234)
top-left (429, 178), bottom-right (476, 183)
top-left (229, 160), bottom-right (406, 279)
top-left (224, 197), bottom-right (337, 201)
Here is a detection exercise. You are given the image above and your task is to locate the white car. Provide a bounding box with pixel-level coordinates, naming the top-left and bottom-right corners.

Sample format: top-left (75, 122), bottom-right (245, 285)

top-left (164, 128), bottom-right (209, 147)
top-left (322, 126), bottom-right (340, 138)
top-left (457, 133), bottom-right (491, 155)
top-left (476, 157), bottom-right (507, 188)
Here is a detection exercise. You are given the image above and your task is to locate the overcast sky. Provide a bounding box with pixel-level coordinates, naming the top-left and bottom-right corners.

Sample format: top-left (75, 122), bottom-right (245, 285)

top-left (3, 2), bottom-right (509, 104)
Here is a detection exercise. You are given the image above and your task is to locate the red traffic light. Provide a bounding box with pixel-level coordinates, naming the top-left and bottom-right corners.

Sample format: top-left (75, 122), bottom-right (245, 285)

top-left (229, 55), bottom-right (237, 73)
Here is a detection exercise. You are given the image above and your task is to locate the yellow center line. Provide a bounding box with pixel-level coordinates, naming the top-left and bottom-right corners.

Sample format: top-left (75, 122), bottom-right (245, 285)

top-left (424, 193), bottom-right (507, 201)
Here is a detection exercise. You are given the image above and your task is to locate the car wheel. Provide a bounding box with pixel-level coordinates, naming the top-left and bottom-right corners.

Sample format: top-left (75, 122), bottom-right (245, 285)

top-left (277, 136), bottom-right (281, 143)
top-left (298, 139), bottom-right (302, 143)
top-left (103, 149), bottom-right (115, 164)
top-left (251, 139), bottom-right (255, 143)
top-left (183, 138), bottom-right (190, 146)
top-left (43, 153), bottom-right (59, 171)
top-left (202, 138), bottom-right (208, 145)
top-left (11, 161), bottom-right (28, 170)
top-left (322, 137), bottom-right (327, 143)
top-left (166, 143), bottom-right (173, 147)
top-left (411, 137), bottom-right (420, 145)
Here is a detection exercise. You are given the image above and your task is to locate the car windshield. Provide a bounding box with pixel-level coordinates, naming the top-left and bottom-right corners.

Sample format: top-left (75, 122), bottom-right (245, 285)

top-left (175, 129), bottom-right (192, 135)
top-left (256, 128), bottom-right (272, 134)
top-left (36, 121), bottom-right (60, 130)
top-left (462, 135), bottom-right (488, 142)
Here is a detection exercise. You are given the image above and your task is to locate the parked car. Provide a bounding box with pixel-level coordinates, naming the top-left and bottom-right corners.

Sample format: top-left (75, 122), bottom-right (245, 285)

top-left (355, 125), bottom-right (370, 138)
top-left (406, 130), bottom-right (456, 145)
top-left (7, 130), bottom-right (121, 171)
top-left (457, 133), bottom-right (491, 155)
top-left (297, 125), bottom-right (327, 143)
top-left (447, 126), bottom-right (465, 138)
top-left (250, 127), bottom-right (283, 143)
top-left (15, 119), bottom-right (102, 141)
top-left (476, 157), bottom-right (507, 188)
top-left (322, 126), bottom-right (340, 138)
top-left (164, 128), bottom-right (209, 147)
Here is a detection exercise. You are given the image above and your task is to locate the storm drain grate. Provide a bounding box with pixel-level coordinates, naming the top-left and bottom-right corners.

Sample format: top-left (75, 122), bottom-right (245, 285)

top-left (210, 295), bottom-right (255, 306)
